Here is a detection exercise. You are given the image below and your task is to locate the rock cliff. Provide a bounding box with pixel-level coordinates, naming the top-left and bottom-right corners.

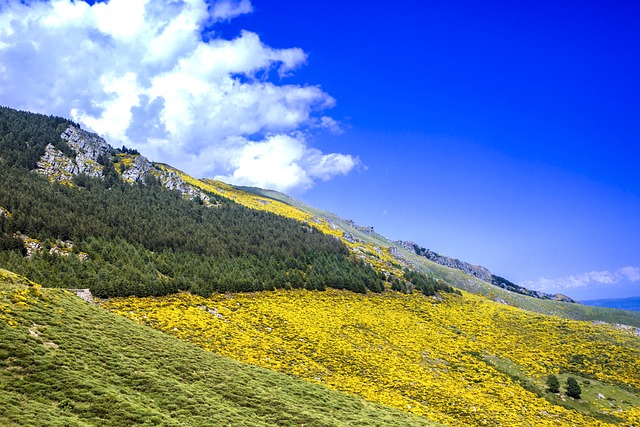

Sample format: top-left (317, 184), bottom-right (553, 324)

top-left (35, 125), bottom-right (215, 206)
top-left (396, 240), bottom-right (493, 282)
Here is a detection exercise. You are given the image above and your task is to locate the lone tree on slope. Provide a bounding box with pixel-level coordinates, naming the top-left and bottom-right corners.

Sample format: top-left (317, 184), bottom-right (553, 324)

top-left (566, 377), bottom-right (582, 399)
top-left (546, 374), bottom-right (560, 393)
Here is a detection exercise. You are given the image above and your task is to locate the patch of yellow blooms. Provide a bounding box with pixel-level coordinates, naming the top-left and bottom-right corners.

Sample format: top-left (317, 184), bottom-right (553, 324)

top-left (0, 206), bottom-right (12, 218)
top-left (102, 289), bottom-right (640, 427)
top-left (0, 281), bottom-right (46, 328)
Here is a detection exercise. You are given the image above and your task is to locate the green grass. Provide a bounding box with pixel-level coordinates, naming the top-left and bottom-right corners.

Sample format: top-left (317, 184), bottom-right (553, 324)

top-left (0, 274), bottom-right (443, 427)
top-left (483, 353), bottom-right (640, 424)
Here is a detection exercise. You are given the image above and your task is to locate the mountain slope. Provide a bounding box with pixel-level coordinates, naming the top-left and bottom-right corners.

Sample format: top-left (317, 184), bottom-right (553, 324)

top-left (0, 107), bottom-right (398, 297)
top-left (198, 183), bottom-right (640, 327)
top-left (3, 106), bottom-right (637, 326)
top-left (103, 288), bottom-right (640, 427)
top-left (3, 106), bottom-right (640, 427)
top-left (0, 269), bottom-right (442, 427)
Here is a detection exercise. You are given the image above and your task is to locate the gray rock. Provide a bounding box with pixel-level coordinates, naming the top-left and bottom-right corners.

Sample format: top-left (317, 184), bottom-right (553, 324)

top-left (343, 232), bottom-right (357, 244)
top-left (388, 246), bottom-right (402, 258)
top-left (35, 125), bottom-right (217, 206)
top-left (61, 126), bottom-right (109, 158)
top-left (418, 246), bottom-right (492, 283)
top-left (36, 125), bottom-right (107, 181)
top-left (120, 155), bottom-right (153, 183)
top-left (65, 288), bottom-right (95, 304)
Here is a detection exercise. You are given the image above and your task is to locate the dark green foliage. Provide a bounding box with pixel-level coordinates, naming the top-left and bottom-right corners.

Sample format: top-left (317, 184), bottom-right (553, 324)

top-left (0, 234), bottom-right (25, 255)
top-left (0, 106), bottom-right (453, 299)
top-left (0, 106), bottom-right (75, 169)
top-left (403, 269), bottom-right (459, 296)
top-left (566, 377), bottom-right (582, 399)
top-left (0, 165), bottom-right (384, 297)
top-left (546, 374), bottom-right (560, 393)
top-left (118, 145), bottom-right (140, 155)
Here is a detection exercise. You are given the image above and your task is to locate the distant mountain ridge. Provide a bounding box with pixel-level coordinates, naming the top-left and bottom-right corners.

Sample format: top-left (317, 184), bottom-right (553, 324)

top-left (395, 240), bottom-right (576, 303)
top-left (583, 296), bottom-right (640, 312)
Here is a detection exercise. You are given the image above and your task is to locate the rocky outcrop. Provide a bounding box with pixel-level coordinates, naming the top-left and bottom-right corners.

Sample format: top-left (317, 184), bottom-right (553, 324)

top-left (36, 126), bottom-right (110, 182)
top-left (13, 233), bottom-right (89, 261)
top-left (35, 125), bottom-right (217, 206)
top-left (61, 126), bottom-right (110, 160)
top-left (66, 288), bottom-right (95, 304)
top-left (550, 293), bottom-right (576, 303)
top-left (346, 220), bottom-right (374, 234)
top-left (342, 232), bottom-right (356, 244)
top-left (492, 275), bottom-right (576, 303)
top-left (36, 144), bottom-right (81, 181)
top-left (388, 246), bottom-right (401, 258)
top-left (120, 154), bottom-right (153, 183)
top-left (158, 169), bottom-right (215, 204)
top-left (397, 240), bottom-right (493, 283)
top-left (14, 233), bottom-right (43, 258)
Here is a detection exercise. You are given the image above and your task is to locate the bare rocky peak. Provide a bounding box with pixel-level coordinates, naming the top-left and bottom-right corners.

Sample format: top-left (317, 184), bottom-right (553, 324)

top-left (61, 126), bottom-right (110, 161)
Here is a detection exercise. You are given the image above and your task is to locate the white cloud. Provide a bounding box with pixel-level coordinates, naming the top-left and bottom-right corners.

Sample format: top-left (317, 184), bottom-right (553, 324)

top-left (214, 134), bottom-right (360, 193)
top-left (0, 0), bottom-right (357, 192)
top-left (620, 266), bottom-right (640, 282)
top-left (210, 0), bottom-right (253, 21)
top-left (522, 266), bottom-right (640, 292)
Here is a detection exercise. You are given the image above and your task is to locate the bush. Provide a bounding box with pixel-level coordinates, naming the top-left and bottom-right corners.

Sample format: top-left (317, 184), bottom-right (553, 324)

top-left (566, 377), bottom-right (581, 399)
top-left (546, 374), bottom-right (560, 393)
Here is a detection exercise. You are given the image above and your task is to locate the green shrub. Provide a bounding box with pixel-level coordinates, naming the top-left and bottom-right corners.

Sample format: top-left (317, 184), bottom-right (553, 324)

top-left (566, 377), bottom-right (582, 399)
top-left (546, 374), bottom-right (560, 393)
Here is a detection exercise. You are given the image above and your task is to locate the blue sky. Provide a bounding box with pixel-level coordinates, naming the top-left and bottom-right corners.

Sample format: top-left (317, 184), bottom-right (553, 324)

top-left (0, 0), bottom-right (638, 299)
top-left (225, 0), bottom-right (640, 300)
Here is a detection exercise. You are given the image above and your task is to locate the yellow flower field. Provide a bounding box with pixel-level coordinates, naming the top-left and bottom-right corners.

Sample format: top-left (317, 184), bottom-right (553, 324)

top-left (102, 289), bottom-right (640, 427)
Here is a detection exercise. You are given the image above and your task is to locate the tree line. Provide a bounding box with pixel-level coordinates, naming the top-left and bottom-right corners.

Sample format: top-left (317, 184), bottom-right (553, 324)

top-left (0, 106), bottom-right (460, 299)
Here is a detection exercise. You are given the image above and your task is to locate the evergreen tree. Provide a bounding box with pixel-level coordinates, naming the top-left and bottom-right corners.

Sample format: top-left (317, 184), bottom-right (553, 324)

top-left (546, 374), bottom-right (560, 393)
top-left (566, 377), bottom-right (581, 399)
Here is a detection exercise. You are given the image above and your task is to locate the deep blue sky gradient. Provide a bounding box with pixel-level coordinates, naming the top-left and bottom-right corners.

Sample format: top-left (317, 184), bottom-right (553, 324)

top-left (217, 0), bottom-right (640, 299)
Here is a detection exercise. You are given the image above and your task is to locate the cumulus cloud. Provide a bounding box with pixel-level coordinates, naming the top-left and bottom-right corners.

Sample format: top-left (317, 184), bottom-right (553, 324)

top-left (215, 134), bottom-right (358, 192)
top-left (522, 266), bottom-right (640, 292)
top-left (0, 0), bottom-right (357, 192)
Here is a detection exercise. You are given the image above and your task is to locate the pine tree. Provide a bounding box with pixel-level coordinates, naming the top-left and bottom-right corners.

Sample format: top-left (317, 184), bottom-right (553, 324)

top-left (566, 377), bottom-right (582, 399)
top-left (546, 374), bottom-right (560, 393)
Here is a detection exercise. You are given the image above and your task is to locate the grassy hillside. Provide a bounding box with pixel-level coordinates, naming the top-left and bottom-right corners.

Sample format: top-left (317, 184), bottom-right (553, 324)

top-left (103, 289), bottom-right (640, 427)
top-left (213, 183), bottom-right (640, 327)
top-left (0, 269), bottom-right (443, 427)
top-left (4, 106), bottom-right (640, 427)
